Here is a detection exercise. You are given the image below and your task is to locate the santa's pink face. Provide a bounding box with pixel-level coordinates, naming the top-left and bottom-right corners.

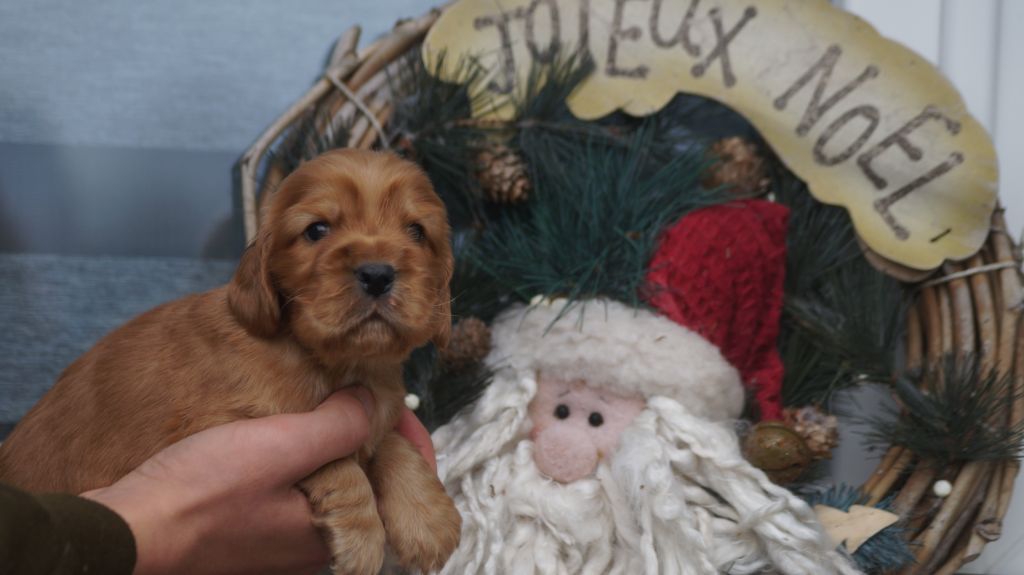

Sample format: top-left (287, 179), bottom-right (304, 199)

top-left (528, 374), bottom-right (647, 483)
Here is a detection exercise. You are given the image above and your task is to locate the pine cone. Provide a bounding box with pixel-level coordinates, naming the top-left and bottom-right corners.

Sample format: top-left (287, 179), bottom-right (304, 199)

top-left (476, 144), bottom-right (531, 204)
top-left (702, 137), bottom-right (769, 195)
top-left (440, 317), bottom-right (492, 371)
top-left (783, 406), bottom-right (839, 460)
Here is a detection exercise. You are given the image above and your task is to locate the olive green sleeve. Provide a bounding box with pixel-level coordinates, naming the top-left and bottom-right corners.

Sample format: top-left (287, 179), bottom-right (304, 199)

top-left (0, 482), bottom-right (136, 575)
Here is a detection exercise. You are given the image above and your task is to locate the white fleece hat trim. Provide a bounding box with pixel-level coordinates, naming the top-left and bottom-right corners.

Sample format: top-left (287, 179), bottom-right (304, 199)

top-left (487, 298), bottom-right (745, 421)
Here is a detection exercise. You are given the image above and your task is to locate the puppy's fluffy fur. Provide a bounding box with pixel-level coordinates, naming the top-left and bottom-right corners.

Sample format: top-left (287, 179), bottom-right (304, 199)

top-left (0, 149), bottom-right (461, 574)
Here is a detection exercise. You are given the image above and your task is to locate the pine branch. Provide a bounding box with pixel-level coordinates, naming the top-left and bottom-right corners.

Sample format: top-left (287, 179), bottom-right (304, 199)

top-left (448, 231), bottom-right (513, 323)
top-left (268, 106), bottom-right (353, 178)
top-left (512, 48), bottom-right (594, 124)
top-left (403, 344), bottom-right (493, 432)
top-left (775, 170), bottom-right (908, 408)
top-left (470, 126), bottom-right (723, 307)
top-left (775, 171), bottom-right (863, 296)
top-left (779, 327), bottom-right (848, 409)
top-left (386, 49), bottom-right (493, 229)
top-left (785, 260), bottom-right (908, 385)
top-left (863, 355), bottom-right (1024, 464)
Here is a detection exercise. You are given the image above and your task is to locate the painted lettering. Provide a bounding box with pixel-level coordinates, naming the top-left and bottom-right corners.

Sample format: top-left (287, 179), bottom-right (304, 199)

top-left (813, 105), bottom-right (880, 166)
top-left (691, 6), bottom-right (758, 88)
top-left (607, 0), bottom-right (650, 78)
top-left (773, 45), bottom-right (879, 136)
top-left (874, 153), bottom-right (965, 240)
top-left (650, 0), bottom-right (701, 57)
top-left (858, 105), bottom-right (962, 189)
top-left (526, 0), bottom-right (561, 63)
top-left (577, 0), bottom-right (593, 60)
top-left (473, 10), bottom-right (525, 94)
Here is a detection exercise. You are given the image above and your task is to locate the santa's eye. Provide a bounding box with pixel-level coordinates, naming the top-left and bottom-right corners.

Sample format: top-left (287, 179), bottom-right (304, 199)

top-left (554, 404), bottom-right (570, 419)
top-left (588, 412), bottom-right (604, 427)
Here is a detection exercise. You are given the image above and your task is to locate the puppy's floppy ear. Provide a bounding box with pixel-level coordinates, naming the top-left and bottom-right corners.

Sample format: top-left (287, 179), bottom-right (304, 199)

top-left (228, 229), bottom-right (281, 338)
top-left (432, 247), bottom-right (454, 350)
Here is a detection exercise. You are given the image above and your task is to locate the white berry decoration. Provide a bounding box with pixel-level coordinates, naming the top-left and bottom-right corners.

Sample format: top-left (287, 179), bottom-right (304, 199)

top-left (404, 393), bottom-right (421, 411)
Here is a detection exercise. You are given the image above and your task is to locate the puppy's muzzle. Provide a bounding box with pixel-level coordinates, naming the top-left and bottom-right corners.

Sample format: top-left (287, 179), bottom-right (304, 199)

top-left (356, 263), bottom-right (396, 298)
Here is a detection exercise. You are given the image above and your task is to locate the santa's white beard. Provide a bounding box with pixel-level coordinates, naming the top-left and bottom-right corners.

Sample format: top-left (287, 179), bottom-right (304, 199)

top-left (433, 376), bottom-right (861, 575)
top-left (453, 441), bottom-right (643, 575)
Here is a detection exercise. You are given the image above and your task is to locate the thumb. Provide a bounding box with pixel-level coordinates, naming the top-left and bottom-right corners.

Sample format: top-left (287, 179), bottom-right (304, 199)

top-left (263, 387), bottom-right (375, 481)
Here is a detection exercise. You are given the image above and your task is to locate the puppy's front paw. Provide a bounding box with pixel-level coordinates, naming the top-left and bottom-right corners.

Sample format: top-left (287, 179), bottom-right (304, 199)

top-left (382, 490), bottom-right (461, 573)
top-left (315, 509), bottom-right (387, 575)
top-left (371, 432), bottom-right (462, 573)
top-left (301, 458), bottom-right (388, 575)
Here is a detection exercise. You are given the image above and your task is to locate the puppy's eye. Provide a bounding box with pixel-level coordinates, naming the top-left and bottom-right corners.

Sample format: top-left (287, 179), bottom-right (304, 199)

top-left (303, 222), bottom-right (330, 242)
top-left (588, 412), bottom-right (604, 427)
top-left (407, 223), bottom-right (426, 243)
top-left (554, 404), bottom-right (570, 419)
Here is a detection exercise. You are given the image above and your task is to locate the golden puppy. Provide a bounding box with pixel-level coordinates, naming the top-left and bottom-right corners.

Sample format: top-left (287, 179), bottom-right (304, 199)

top-left (0, 149), bottom-right (461, 574)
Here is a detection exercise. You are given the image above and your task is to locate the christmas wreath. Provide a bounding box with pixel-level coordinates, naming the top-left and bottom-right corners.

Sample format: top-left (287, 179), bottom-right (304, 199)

top-left (238, 5), bottom-right (1023, 574)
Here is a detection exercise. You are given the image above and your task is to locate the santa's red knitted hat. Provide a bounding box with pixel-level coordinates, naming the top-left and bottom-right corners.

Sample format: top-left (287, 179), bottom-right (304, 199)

top-left (646, 199), bottom-right (789, 421)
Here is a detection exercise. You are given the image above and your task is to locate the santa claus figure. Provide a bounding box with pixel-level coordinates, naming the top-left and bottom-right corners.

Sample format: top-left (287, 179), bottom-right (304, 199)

top-left (431, 201), bottom-right (859, 574)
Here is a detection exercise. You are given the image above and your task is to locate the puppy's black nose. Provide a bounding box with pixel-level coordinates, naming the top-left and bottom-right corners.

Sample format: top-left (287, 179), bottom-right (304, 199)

top-left (355, 263), bottom-right (395, 298)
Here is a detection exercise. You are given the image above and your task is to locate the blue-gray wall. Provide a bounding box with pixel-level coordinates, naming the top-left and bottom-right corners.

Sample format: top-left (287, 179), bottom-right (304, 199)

top-left (0, 0), bottom-right (437, 258)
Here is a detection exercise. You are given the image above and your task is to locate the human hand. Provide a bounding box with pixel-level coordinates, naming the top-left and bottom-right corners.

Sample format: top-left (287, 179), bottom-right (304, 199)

top-left (82, 389), bottom-right (436, 575)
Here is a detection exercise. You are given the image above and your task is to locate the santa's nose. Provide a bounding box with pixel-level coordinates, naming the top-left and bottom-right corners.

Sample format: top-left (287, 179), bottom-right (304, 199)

top-left (533, 425), bottom-right (599, 483)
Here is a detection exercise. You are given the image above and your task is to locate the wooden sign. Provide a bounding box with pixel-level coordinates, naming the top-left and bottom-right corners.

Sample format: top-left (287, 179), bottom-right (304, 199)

top-left (423, 0), bottom-right (998, 272)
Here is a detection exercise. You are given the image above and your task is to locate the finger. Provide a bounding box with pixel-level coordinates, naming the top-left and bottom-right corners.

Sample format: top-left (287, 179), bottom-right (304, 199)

top-left (262, 387), bottom-right (375, 481)
top-left (395, 407), bottom-right (437, 473)
top-left (237, 488), bottom-right (331, 574)
top-left (273, 488), bottom-right (333, 564)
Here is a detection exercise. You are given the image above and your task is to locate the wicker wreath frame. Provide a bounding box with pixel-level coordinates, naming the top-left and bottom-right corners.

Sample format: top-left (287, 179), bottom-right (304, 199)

top-left (237, 8), bottom-right (1024, 574)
